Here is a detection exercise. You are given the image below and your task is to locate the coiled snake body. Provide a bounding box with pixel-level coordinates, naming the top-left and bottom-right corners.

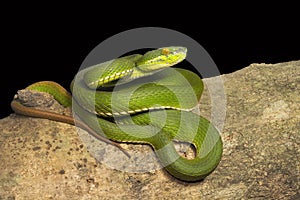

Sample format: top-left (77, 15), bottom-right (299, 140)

top-left (11, 47), bottom-right (222, 182)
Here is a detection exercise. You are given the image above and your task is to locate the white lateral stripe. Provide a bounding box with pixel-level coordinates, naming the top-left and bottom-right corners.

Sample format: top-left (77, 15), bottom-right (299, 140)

top-left (88, 69), bottom-right (134, 86)
top-left (95, 106), bottom-right (193, 117)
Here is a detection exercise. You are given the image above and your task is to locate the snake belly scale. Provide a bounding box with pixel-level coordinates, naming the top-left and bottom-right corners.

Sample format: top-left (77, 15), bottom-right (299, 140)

top-left (11, 46), bottom-right (223, 182)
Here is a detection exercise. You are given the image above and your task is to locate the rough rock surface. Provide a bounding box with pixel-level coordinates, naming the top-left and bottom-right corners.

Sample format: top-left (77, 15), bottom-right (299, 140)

top-left (0, 61), bottom-right (299, 199)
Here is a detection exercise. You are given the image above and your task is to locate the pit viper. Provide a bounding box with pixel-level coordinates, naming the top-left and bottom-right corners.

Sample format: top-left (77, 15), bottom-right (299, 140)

top-left (11, 46), bottom-right (223, 182)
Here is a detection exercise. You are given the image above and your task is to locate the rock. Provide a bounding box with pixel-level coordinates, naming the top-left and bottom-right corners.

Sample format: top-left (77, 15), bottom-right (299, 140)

top-left (0, 61), bottom-right (299, 199)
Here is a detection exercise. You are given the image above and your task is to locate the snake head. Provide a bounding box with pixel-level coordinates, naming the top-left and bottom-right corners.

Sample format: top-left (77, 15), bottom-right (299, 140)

top-left (136, 46), bottom-right (187, 72)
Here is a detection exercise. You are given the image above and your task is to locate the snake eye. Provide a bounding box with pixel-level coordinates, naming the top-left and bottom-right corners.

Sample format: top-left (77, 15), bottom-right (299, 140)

top-left (162, 48), bottom-right (170, 55)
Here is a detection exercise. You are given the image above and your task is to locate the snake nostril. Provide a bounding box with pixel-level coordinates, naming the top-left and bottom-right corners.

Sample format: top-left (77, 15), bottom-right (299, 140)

top-left (172, 140), bottom-right (196, 160)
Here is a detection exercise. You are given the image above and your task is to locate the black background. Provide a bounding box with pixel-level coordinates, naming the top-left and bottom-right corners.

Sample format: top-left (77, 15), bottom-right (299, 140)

top-left (1, 5), bottom-right (299, 119)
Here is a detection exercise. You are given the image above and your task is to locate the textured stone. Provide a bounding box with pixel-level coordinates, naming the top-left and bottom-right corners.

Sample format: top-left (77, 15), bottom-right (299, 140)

top-left (0, 61), bottom-right (299, 199)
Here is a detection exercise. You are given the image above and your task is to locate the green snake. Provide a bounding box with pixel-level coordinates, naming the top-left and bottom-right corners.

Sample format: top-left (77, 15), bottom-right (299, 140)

top-left (11, 46), bottom-right (222, 182)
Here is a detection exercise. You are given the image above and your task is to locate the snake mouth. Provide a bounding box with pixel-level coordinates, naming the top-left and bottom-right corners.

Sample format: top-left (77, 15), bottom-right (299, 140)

top-left (172, 140), bottom-right (196, 160)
